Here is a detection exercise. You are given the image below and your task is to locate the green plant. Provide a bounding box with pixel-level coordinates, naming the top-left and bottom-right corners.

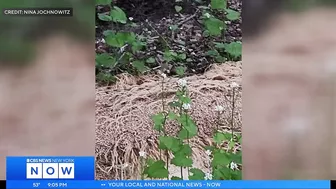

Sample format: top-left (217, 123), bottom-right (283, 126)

top-left (164, 50), bottom-right (187, 63)
top-left (209, 82), bottom-right (242, 180)
top-left (175, 5), bottom-right (183, 13)
top-left (96, 0), bottom-right (242, 178)
top-left (96, 0), bottom-right (242, 85)
top-left (201, 0), bottom-right (242, 62)
top-left (139, 68), bottom-right (242, 180)
top-left (96, 0), bottom-right (151, 84)
top-left (214, 41), bottom-right (242, 60)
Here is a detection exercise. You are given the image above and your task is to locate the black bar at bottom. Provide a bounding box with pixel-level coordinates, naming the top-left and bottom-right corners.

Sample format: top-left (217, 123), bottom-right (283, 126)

top-left (331, 180), bottom-right (336, 189)
top-left (0, 180), bottom-right (5, 188)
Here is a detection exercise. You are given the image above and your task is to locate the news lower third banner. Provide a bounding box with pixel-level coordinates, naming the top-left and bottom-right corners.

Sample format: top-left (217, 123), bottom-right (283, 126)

top-left (5, 156), bottom-right (334, 189)
top-left (6, 156), bottom-right (94, 180)
top-left (5, 180), bottom-right (332, 189)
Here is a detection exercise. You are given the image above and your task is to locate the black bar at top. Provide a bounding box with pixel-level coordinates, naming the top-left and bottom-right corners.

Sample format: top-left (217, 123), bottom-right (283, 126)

top-left (0, 180), bottom-right (5, 188)
top-left (331, 180), bottom-right (336, 189)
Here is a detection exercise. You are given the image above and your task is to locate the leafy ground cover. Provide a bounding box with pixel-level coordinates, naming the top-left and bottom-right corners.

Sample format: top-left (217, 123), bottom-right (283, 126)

top-left (95, 0), bottom-right (242, 180)
top-left (95, 0), bottom-right (241, 84)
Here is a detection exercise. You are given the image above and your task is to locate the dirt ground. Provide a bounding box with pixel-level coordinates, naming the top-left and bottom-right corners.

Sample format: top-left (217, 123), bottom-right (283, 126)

top-left (95, 0), bottom-right (242, 77)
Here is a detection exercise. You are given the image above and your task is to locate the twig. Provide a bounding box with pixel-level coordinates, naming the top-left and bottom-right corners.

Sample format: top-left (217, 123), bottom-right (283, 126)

top-left (177, 10), bottom-right (200, 27)
top-left (151, 65), bottom-right (162, 70)
top-left (114, 51), bottom-right (126, 68)
top-left (231, 88), bottom-right (235, 137)
top-left (177, 14), bottom-right (196, 27)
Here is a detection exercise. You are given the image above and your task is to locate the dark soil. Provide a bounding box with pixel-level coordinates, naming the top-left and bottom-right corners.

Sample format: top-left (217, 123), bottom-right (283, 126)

top-left (95, 0), bottom-right (241, 76)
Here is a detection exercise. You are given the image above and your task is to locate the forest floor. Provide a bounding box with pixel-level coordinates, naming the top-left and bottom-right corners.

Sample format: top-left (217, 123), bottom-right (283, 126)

top-left (95, 0), bottom-right (242, 179)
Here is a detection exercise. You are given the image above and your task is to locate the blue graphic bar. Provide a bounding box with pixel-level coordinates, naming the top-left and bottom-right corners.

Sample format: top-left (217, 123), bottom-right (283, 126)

top-left (6, 156), bottom-right (94, 180)
top-left (6, 180), bottom-right (330, 189)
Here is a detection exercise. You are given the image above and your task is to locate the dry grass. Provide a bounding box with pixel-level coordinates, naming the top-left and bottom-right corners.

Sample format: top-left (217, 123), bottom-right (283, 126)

top-left (95, 61), bottom-right (242, 180)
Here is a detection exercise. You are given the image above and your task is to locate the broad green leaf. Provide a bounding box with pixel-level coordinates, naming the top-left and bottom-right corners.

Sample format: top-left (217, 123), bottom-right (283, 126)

top-left (203, 30), bottom-right (210, 37)
top-left (204, 17), bottom-right (225, 36)
top-left (164, 51), bottom-right (178, 58)
top-left (171, 176), bottom-right (183, 180)
top-left (105, 33), bottom-right (124, 48)
top-left (119, 52), bottom-right (132, 64)
top-left (132, 41), bottom-right (146, 52)
top-left (189, 168), bottom-right (205, 180)
top-left (215, 55), bottom-right (226, 62)
top-left (168, 101), bottom-right (181, 108)
top-left (103, 30), bottom-right (115, 36)
top-left (142, 158), bottom-right (156, 175)
top-left (170, 51), bottom-right (178, 57)
top-left (146, 158), bottom-right (156, 166)
top-left (178, 127), bottom-right (197, 140)
top-left (214, 42), bottom-right (226, 49)
top-left (175, 66), bottom-right (186, 76)
top-left (159, 136), bottom-right (182, 152)
top-left (204, 146), bottom-right (216, 151)
top-left (111, 6), bottom-right (127, 24)
top-left (175, 91), bottom-right (184, 98)
top-left (175, 5), bottom-right (183, 12)
top-left (171, 155), bottom-right (193, 167)
top-left (127, 33), bottom-right (137, 43)
top-left (226, 9), bottom-right (240, 21)
top-left (174, 144), bottom-right (192, 156)
top-left (212, 168), bottom-right (223, 180)
top-left (236, 133), bottom-right (242, 144)
top-left (95, 53), bottom-right (116, 68)
top-left (151, 113), bottom-right (165, 131)
top-left (178, 95), bottom-right (191, 104)
top-left (114, 32), bottom-right (136, 44)
top-left (96, 73), bottom-right (116, 83)
top-left (146, 160), bottom-right (169, 179)
top-left (178, 129), bottom-right (189, 140)
top-left (168, 111), bottom-right (178, 120)
top-left (218, 149), bottom-right (226, 153)
top-left (213, 166), bottom-right (231, 180)
top-left (212, 151), bottom-right (230, 167)
top-left (163, 51), bottom-right (174, 62)
top-left (124, 32), bottom-right (137, 43)
top-left (228, 139), bottom-right (235, 149)
top-left (211, 0), bottom-right (226, 10)
top-left (132, 60), bottom-right (148, 73)
top-left (224, 42), bottom-right (242, 58)
top-left (231, 171), bottom-right (242, 180)
top-left (206, 50), bottom-right (220, 57)
top-left (96, 0), bottom-right (112, 5)
top-left (98, 13), bottom-right (112, 21)
top-left (179, 53), bottom-right (187, 60)
top-left (231, 152), bottom-right (242, 164)
top-left (213, 132), bottom-right (232, 144)
top-left (146, 57), bottom-right (156, 63)
top-left (178, 114), bottom-right (197, 137)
